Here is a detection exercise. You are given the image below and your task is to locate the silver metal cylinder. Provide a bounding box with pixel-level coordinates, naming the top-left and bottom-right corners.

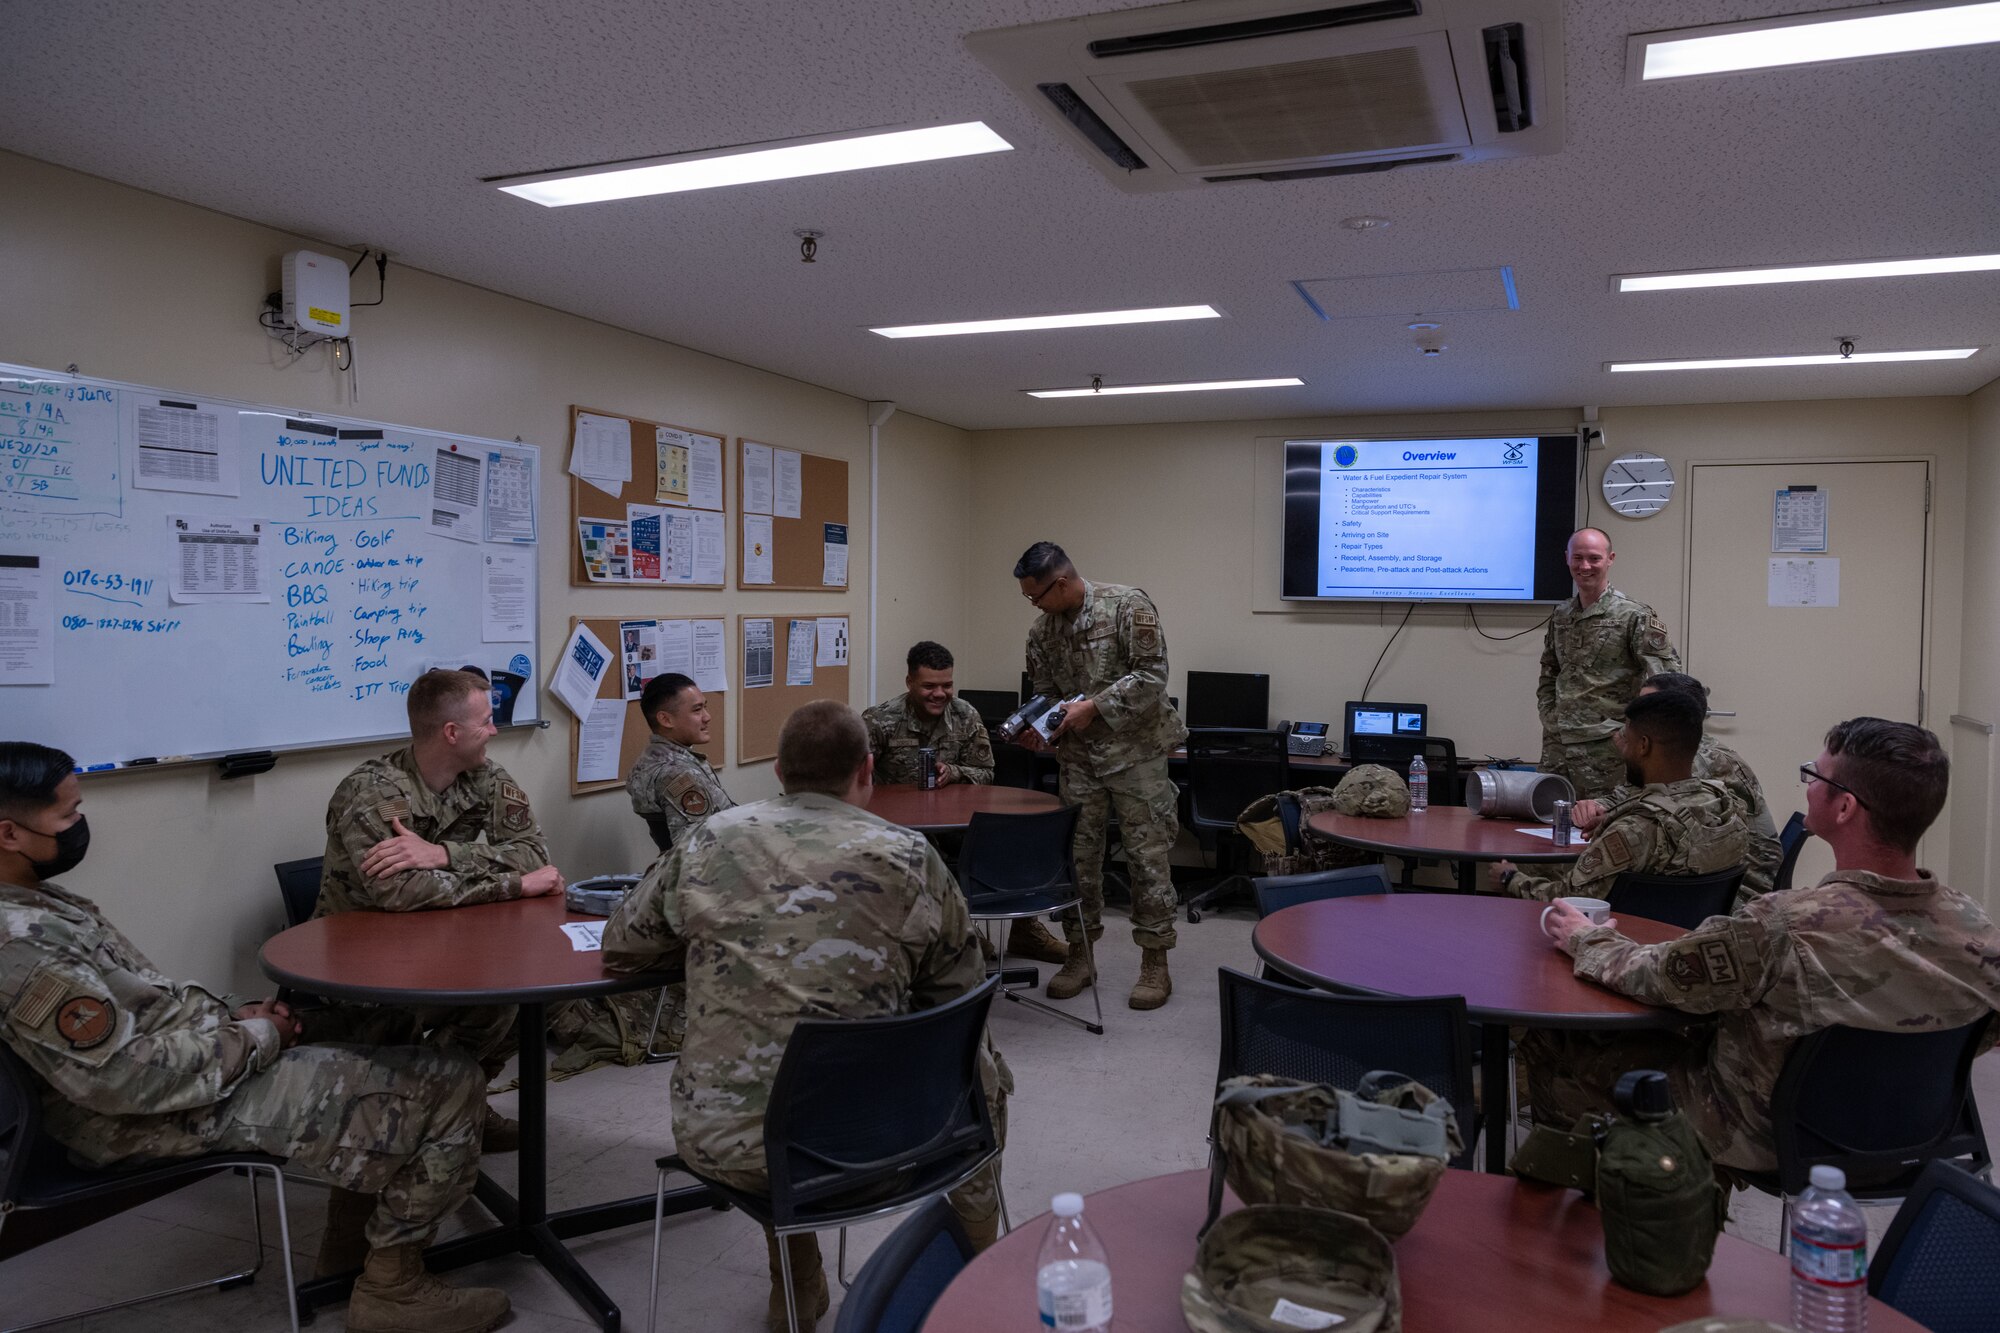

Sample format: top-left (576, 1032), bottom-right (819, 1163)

top-left (565, 874), bottom-right (642, 916)
top-left (1472, 769), bottom-right (1576, 823)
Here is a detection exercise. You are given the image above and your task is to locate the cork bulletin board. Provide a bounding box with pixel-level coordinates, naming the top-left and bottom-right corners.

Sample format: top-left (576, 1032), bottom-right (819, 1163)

top-left (736, 439), bottom-right (850, 592)
top-left (735, 613), bottom-right (850, 765)
top-left (568, 615), bottom-right (729, 796)
top-left (568, 405), bottom-right (728, 588)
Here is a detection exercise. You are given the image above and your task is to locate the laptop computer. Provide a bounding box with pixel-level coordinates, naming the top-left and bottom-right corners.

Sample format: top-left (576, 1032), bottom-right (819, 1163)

top-left (1343, 700), bottom-right (1428, 763)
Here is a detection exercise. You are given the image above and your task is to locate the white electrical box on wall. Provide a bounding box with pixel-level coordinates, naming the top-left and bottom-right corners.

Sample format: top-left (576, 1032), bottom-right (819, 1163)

top-left (281, 250), bottom-right (350, 336)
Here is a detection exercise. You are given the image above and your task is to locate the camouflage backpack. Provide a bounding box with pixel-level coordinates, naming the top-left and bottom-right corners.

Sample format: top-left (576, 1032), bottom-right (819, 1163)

top-left (1205, 1072), bottom-right (1461, 1242)
top-left (545, 982), bottom-right (685, 1081)
top-left (1235, 786), bottom-right (1377, 876)
top-left (1182, 1205), bottom-right (1399, 1333)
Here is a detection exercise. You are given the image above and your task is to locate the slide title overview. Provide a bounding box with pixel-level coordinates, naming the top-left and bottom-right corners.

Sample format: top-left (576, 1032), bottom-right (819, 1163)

top-left (1316, 438), bottom-right (1539, 599)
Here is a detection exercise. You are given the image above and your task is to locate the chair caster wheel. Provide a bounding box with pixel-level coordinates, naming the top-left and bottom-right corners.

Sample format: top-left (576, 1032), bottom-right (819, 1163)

top-left (1187, 907), bottom-right (1203, 923)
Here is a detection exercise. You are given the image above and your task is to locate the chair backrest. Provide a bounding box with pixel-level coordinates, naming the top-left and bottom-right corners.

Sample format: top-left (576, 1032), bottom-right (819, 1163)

top-left (832, 1195), bottom-right (975, 1333)
top-left (1605, 865), bottom-right (1744, 930)
top-left (990, 741), bottom-right (1041, 791)
top-left (957, 690), bottom-right (1020, 730)
top-left (643, 813), bottom-right (677, 853)
top-left (763, 975), bottom-right (1001, 1225)
top-left (1184, 729), bottom-right (1293, 831)
top-left (1214, 967), bottom-right (1477, 1169)
top-left (1770, 1016), bottom-right (1993, 1196)
top-left (1868, 1159), bottom-right (2000, 1330)
top-left (956, 806), bottom-right (1081, 906)
top-left (272, 856), bottom-right (324, 927)
top-left (1775, 810), bottom-right (1811, 894)
top-left (0, 1042), bottom-right (45, 1209)
top-left (1252, 865), bottom-right (1392, 918)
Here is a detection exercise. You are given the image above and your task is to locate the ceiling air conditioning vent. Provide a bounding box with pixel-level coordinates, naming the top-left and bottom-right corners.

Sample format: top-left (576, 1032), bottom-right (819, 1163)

top-left (966, 0), bottom-right (1563, 193)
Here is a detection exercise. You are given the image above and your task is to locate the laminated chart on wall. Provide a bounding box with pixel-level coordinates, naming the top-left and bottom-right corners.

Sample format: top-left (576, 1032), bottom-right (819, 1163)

top-left (0, 363), bottom-right (543, 770)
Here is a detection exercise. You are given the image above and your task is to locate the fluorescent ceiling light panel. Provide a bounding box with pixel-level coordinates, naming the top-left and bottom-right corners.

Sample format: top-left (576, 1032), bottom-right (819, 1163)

top-left (1026, 377), bottom-right (1303, 398)
top-left (1608, 348), bottom-right (1979, 372)
top-left (1618, 252), bottom-right (2000, 291)
top-left (496, 122), bottom-right (1012, 206)
top-left (870, 305), bottom-right (1221, 339)
top-left (1633, 1), bottom-right (2000, 80)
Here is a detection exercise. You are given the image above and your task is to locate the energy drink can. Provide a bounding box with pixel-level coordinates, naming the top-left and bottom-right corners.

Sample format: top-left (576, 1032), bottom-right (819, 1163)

top-left (1551, 800), bottom-right (1573, 847)
top-left (918, 747), bottom-right (938, 789)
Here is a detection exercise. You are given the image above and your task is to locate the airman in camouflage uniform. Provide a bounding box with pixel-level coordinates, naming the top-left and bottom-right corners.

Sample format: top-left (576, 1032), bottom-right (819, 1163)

top-left (1501, 777), bottom-right (1749, 904)
top-left (603, 700), bottom-right (1009, 1333)
top-left (1016, 542), bottom-right (1187, 1010)
top-left (864, 694), bottom-right (995, 786)
top-left (314, 671), bottom-right (564, 1153)
top-left (0, 743), bottom-right (508, 1331)
top-left (1527, 718), bottom-right (2000, 1172)
top-left (628, 671), bottom-right (734, 852)
top-left (1537, 530), bottom-right (1681, 801)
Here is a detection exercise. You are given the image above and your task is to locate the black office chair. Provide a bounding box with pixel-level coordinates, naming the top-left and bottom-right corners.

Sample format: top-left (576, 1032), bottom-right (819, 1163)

top-left (1605, 865), bottom-right (1745, 930)
top-left (957, 690), bottom-right (1020, 732)
top-left (1181, 728), bottom-right (1292, 922)
top-left (957, 806), bottom-right (1102, 1035)
top-left (1869, 1160), bottom-right (2000, 1333)
top-left (0, 1045), bottom-right (300, 1333)
top-left (1251, 865), bottom-right (1393, 919)
top-left (990, 741), bottom-right (1040, 792)
top-left (643, 814), bottom-right (676, 854)
top-left (831, 1196), bottom-right (974, 1333)
top-left (1212, 968), bottom-right (1479, 1173)
top-left (648, 977), bottom-right (1005, 1333)
top-left (1774, 811), bottom-right (1811, 894)
top-left (272, 856), bottom-right (323, 927)
top-left (1738, 1016), bottom-right (1993, 1252)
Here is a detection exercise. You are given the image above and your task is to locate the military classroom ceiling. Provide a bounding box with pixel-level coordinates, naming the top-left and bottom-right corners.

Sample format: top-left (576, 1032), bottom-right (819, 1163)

top-left (1, 0), bottom-right (1995, 430)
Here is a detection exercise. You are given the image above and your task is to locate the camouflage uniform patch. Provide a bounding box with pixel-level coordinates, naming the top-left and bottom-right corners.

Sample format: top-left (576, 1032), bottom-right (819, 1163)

top-left (56, 995), bottom-right (115, 1048)
top-left (862, 694), bottom-right (996, 786)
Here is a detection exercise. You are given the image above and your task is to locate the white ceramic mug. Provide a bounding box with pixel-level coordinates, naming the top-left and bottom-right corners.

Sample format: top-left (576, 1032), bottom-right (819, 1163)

top-left (1541, 896), bottom-right (1612, 935)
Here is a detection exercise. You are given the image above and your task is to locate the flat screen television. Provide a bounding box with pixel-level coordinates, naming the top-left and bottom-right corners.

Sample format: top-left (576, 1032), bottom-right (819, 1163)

top-left (1282, 435), bottom-right (1580, 602)
top-left (1185, 671), bottom-right (1270, 729)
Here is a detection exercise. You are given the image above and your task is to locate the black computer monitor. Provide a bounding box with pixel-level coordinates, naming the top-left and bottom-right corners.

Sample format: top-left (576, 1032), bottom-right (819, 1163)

top-left (1021, 671), bottom-right (1035, 704)
top-left (958, 689), bottom-right (1020, 728)
top-left (1342, 700), bottom-right (1427, 759)
top-left (1186, 671), bottom-right (1271, 729)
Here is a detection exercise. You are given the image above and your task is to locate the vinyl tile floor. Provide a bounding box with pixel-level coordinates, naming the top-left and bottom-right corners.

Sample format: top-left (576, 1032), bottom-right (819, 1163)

top-left (6, 902), bottom-right (1998, 1331)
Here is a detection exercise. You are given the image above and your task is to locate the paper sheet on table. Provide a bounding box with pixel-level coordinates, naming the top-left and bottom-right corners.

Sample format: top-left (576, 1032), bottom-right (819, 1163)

top-left (785, 618), bottom-right (815, 685)
top-left (655, 427), bottom-right (690, 504)
top-left (167, 515), bottom-right (269, 603)
top-left (553, 622), bottom-right (612, 717)
top-left (0, 554), bottom-right (55, 684)
top-left (428, 445), bottom-right (483, 543)
top-left (482, 447), bottom-right (537, 543)
top-left (687, 434), bottom-right (724, 510)
top-left (774, 448), bottom-right (802, 519)
top-left (742, 441), bottom-right (773, 514)
top-left (816, 616), bottom-right (848, 667)
top-left (1768, 557), bottom-right (1838, 607)
top-left (743, 618), bottom-right (775, 688)
top-left (133, 397), bottom-right (239, 497)
top-left (481, 550), bottom-right (532, 641)
top-left (561, 921), bottom-right (605, 952)
top-left (691, 510), bottom-right (726, 583)
top-left (577, 697), bottom-right (626, 783)
top-left (692, 618), bottom-right (728, 691)
top-left (742, 514), bottom-right (774, 584)
top-left (822, 521), bottom-right (848, 587)
top-left (1512, 827), bottom-right (1588, 843)
top-left (569, 412), bottom-right (631, 498)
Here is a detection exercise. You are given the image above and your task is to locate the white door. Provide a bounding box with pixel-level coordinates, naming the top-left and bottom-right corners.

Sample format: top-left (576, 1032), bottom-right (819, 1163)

top-left (1685, 460), bottom-right (1931, 886)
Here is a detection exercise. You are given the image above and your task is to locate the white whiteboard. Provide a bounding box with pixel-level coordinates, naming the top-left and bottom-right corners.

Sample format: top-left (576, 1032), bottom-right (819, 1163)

top-left (1, 362), bottom-right (542, 770)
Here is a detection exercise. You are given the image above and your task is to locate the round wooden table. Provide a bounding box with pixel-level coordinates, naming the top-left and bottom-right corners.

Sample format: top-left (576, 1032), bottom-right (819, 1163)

top-left (261, 894), bottom-right (698, 1331)
top-left (921, 1169), bottom-right (1923, 1332)
top-left (866, 782), bottom-right (1061, 831)
top-left (1254, 894), bottom-right (1691, 1172)
top-left (1308, 805), bottom-right (1583, 892)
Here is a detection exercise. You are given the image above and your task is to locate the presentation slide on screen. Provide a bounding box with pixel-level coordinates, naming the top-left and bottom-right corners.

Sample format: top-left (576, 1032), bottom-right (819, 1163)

top-left (1316, 438), bottom-right (1539, 599)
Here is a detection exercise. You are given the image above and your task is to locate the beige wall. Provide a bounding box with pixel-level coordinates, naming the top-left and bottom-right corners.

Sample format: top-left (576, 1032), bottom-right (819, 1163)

top-left (1953, 377), bottom-right (2000, 902)
top-left (963, 397), bottom-right (1976, 893)
top-left (0, 151), bottom-right (971, 992)
top-left (872, 410), bottom-right (974, 701)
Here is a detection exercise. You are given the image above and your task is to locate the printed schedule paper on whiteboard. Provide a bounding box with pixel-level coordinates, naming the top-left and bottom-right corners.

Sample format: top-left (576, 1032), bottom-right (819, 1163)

top-left (0, 363), bottom-right (543, 770)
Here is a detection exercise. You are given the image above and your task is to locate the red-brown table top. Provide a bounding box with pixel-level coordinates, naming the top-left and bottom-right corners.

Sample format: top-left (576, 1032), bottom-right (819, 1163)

top-left (922, 1169), bottom-right (1921, 1332)
top-left (1255, 893), bottom-right (1690, 1029)
top-left (1308, 805), bottom-right (1586, 864)
top-left (865, 782), bottom-right (1062, 831)
top-left (260, 893), bottom-right (665, 1005)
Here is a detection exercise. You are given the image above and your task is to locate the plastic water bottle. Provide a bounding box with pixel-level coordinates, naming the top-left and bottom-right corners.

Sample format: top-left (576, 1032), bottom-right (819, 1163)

top-left (1407, 753), bottom-right (1429, 811)
top-left (1036, 1193), bottom-right (1111, 1332)
top-left (1791, 1165), bottom-right (1869, 1332)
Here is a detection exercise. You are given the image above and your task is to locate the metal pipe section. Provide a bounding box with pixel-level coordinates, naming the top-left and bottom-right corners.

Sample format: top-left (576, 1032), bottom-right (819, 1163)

top-left (1471, 769), bottom-right (1575, 823)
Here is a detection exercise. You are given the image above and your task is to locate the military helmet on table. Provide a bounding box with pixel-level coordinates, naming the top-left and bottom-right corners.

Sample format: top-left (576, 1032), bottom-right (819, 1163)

top-left (1331, 764), bottom-right (1411, 819)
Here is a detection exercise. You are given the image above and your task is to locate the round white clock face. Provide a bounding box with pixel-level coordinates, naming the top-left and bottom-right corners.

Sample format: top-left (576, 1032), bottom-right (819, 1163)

top-left (1602, 452), bottom-right (1676, 518)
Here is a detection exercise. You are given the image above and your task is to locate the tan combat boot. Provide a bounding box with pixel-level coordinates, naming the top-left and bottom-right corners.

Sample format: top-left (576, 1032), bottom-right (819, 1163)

top-left (1129, 948), bottom-right (1173, 1010)
top-left (1045, 948), bottom-right (1095, 1000)
top-left (480, 1104), bottom-right (521, 1153)
top-left (1006, 917), bottom-right (1070, 965)
top-left (345, 1242), bottom-right (511, 1333)
top-left (313, 1185), bottom-right (376, 1277)
top-left (765, 1231), bottom-right (830, 1333)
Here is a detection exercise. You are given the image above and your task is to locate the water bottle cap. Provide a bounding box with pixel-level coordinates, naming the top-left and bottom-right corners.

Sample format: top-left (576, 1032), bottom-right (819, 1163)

top-left (1809, 1165), bottom-right (1846, 1191)
top-left (1051, 1193), bottom-right (1084, 1217)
